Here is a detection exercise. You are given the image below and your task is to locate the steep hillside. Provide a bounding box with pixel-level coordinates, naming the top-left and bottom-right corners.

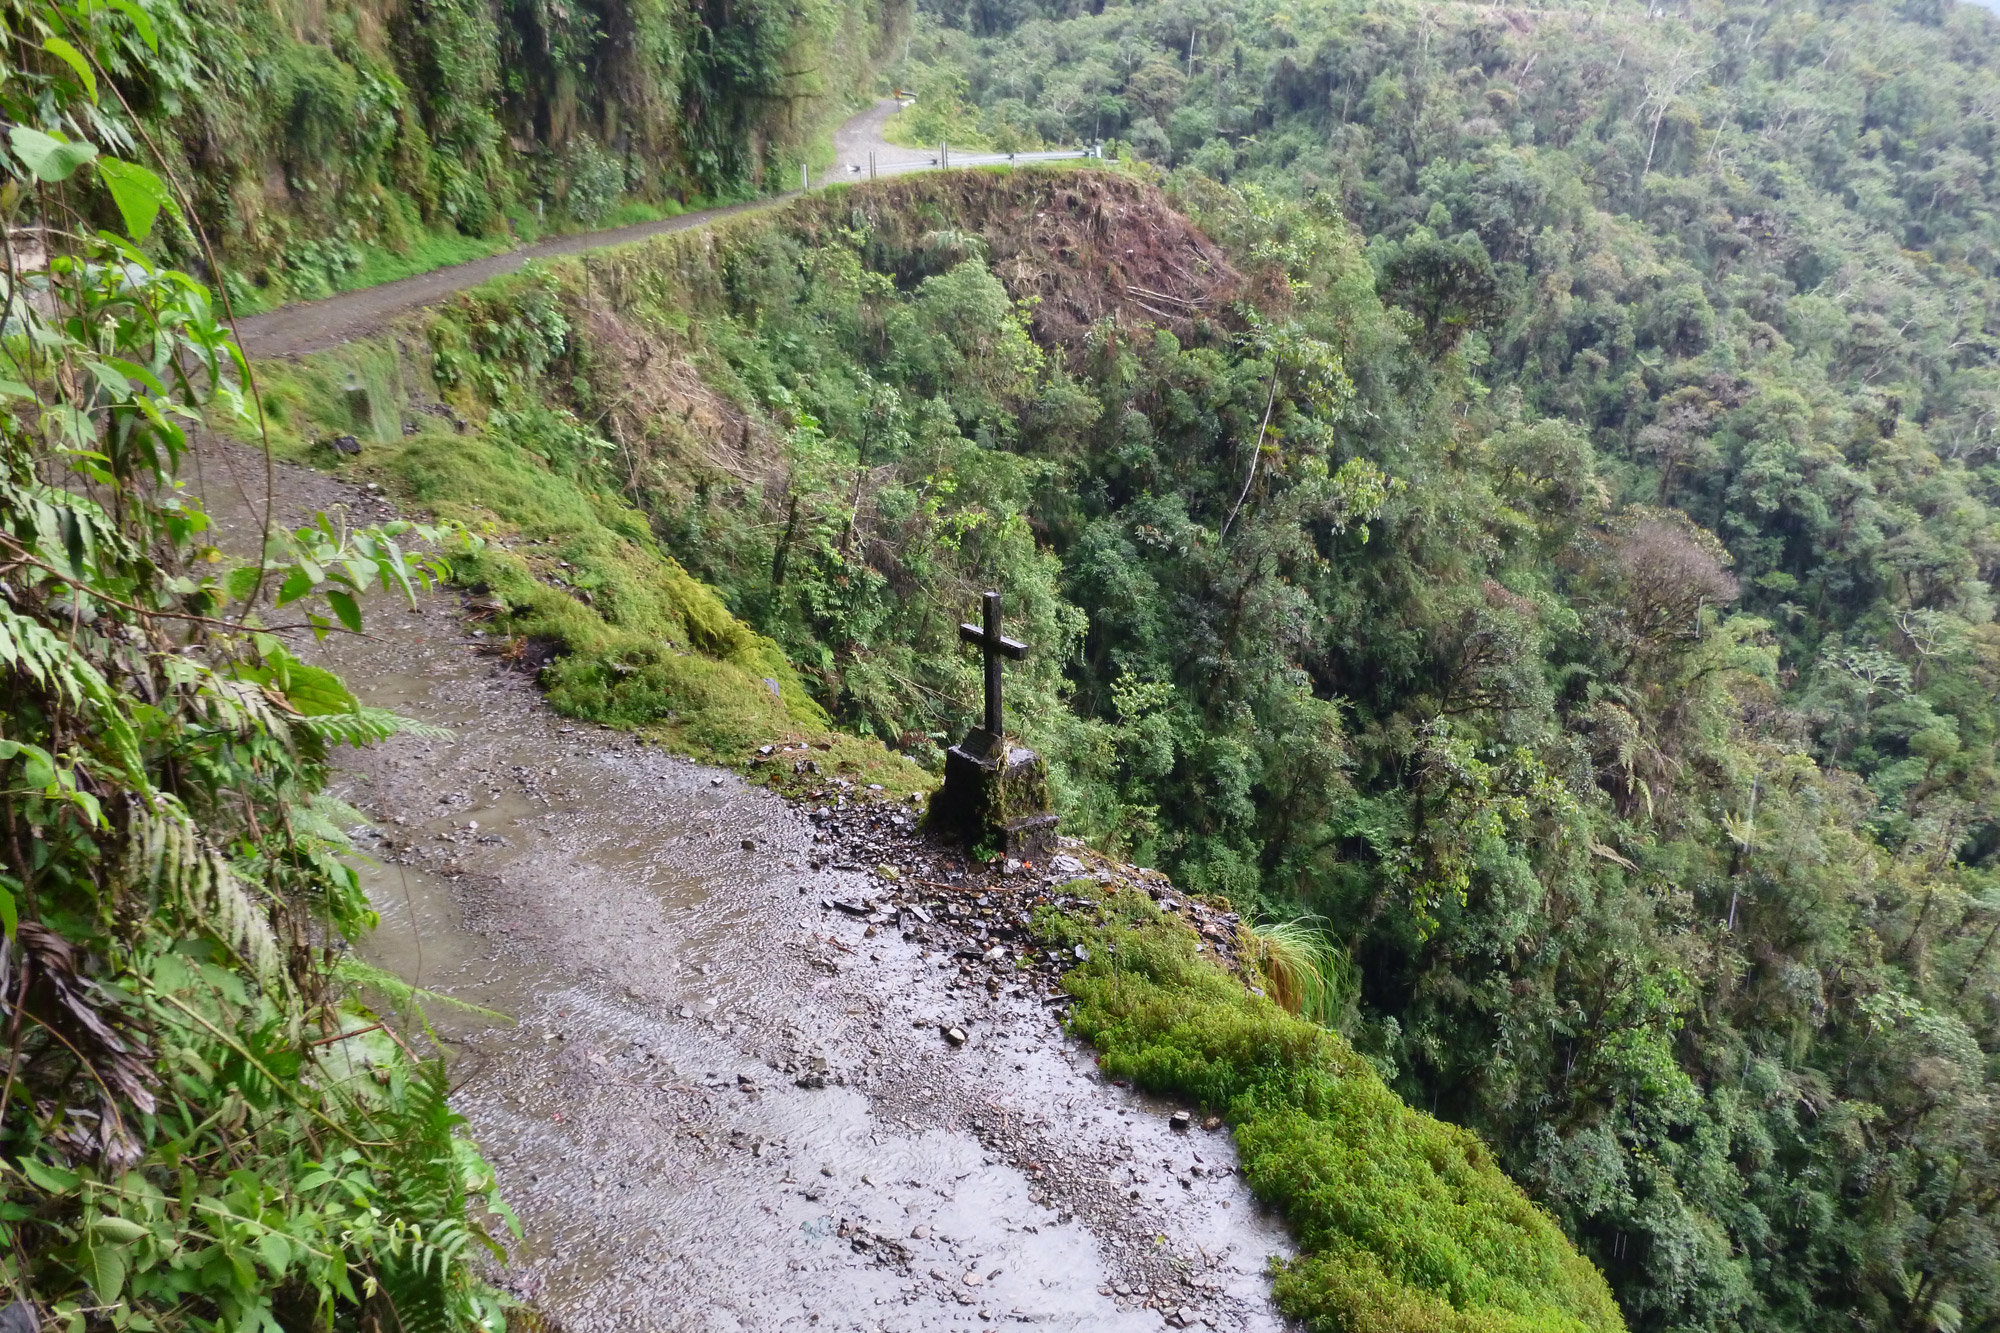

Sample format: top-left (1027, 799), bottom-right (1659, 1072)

top-left (243, 168), bottom-right (1632, 1331)
top-left (879, 4), bottom-right (2000, 1328)
top-left (255, 132), bottom-right (2000, 1332)
top-left (122, 0), bottom-right (906, 301)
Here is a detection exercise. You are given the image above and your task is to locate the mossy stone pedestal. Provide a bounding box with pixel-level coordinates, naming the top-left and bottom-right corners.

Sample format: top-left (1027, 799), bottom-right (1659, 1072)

top-left (929, 728), bottom-right (1059, 862)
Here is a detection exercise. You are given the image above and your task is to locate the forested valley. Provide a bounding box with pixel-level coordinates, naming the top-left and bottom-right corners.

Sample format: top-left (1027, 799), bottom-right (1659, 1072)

top-left (623, 0), bottom-right (2000, 1323)
top-left (841, 1), bottom-right (2000, 1328)
top-left (5, 0), bottom-right (2000, 1329)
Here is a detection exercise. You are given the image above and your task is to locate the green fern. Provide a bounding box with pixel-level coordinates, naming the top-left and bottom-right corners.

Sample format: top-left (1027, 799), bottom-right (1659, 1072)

top-left (368, 1066), bottom-right (495, 1333)
top-left (129, 800), bottom-right (287, 984)
top-left (332, 957), bottom-right (513, 1025)
top-left (291, 794), bottom-right (368, 846)
top-left (297, 706), bottom-right (454, 747)
top-left (0, 601), bottom-right (146, 783)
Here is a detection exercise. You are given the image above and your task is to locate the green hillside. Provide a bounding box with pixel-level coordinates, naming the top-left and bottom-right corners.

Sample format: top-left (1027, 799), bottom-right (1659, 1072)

top-left (128, 0), bottom-right (907, 303)
top-left (8, 0), bottom-right (2000, 1329)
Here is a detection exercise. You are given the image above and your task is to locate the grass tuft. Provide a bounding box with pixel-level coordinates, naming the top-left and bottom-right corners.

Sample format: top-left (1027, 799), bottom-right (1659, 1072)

top-left (1250, 918), bottom-right (1356, 1031)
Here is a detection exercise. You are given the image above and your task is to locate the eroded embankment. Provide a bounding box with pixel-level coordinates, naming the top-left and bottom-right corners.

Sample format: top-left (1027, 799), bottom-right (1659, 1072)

top-left (231, 168), bottom-right (1249, 791)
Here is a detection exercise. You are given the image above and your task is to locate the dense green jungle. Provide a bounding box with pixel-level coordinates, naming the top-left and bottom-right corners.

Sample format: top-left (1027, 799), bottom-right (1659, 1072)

top-left (855, 1), bottom-right (2000, 1328)
top-left (8, 0), bottom-right (2000, 1329)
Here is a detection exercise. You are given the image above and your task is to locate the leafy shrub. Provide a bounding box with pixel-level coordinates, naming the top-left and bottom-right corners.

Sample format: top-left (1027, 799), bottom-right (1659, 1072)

top-left (553, 137), bottom-right (627, 225)
top-left (1, 13), bottom-right (513, 1327)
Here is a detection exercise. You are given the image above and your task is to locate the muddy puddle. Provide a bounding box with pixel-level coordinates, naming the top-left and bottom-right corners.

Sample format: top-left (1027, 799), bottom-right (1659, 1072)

top-left (196, 442), bottom-right (1294, 1331)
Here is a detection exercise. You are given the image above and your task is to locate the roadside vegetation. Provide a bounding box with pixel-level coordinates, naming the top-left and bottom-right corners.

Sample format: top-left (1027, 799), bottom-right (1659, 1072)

top-left (1042, 883), bottom-right (1623, 1333)
top-left (0, 1), bottom-right (518, 1326)
top-left (61, 0), bottom-right (904, 307)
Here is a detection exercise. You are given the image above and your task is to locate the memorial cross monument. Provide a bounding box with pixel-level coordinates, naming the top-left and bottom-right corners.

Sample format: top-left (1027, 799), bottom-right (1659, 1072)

top-left (927, 591), bottom-right (1060, 860)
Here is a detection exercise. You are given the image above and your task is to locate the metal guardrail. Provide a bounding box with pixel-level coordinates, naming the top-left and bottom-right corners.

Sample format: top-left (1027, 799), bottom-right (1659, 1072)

top-left (815, 145), bottom-right (1102, 189)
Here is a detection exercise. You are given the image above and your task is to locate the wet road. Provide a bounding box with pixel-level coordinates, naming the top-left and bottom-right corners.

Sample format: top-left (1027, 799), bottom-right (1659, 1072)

top-left (193, 442), bottom-right (1294, 1331)
top-left (825, 99), bottom-right (1094, 183)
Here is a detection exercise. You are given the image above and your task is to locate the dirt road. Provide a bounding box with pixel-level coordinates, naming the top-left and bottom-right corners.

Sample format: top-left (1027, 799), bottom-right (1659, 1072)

top-left (237, 101), bottom-right (1087, 361)
top-left (233, 199), bottom-right (776, 360)
top-left (825, 99), bottom-right (1093, 184)
top-left (208, 100), bottom-right (1292, 1331)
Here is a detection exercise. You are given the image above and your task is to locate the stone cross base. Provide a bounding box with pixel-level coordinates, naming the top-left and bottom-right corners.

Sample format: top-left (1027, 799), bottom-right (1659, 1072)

top-left (928, 732), bottom-right (1060, 863)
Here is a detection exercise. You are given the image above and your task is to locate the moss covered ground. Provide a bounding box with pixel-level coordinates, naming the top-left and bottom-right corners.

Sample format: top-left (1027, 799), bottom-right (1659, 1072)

top-left (1038, 885), bottom-right (1625, 1333)
top-left (240, 346), bottom-right (934, 800)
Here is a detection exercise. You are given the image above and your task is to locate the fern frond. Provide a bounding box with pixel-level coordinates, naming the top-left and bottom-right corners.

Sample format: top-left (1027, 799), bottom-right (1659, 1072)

top-left (332, 957), bottom-right (512, 1024)
top-left (293, 706), bottom-right (453, 748)
top-left (290, 794), bottom-right (367, 848)
top-left (311, 794), bottom-right (371, 828)
top-left (0, 601), bottom-right (146, 784)
top-left (129, 799), bottom-right (286, 985)
top-left (162, 657), bottom-right (293, 740)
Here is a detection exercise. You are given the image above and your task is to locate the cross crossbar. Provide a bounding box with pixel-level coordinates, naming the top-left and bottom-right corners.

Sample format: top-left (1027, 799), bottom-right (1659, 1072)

top-left (959, 590), bottom-right (1026, 742)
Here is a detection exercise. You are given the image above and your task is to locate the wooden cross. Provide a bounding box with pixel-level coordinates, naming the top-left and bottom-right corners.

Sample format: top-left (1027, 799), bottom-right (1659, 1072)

top-left (960, 590), bottom-right (1026, 745)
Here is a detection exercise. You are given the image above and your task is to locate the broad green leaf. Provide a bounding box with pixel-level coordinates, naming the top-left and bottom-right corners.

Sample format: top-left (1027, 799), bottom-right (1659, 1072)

top-left (88, 1215), bottom-right (150, 1242)
top-left (0, 883), bottom-right (14, 937)
top-left (97, 157), bottom-right (171, 241)
top-left (95, 0), bottom-right (157, 50)
top-left (275, 659), bottom-right (358, 715)
top-left (42, 38), bottom-right (98, 103)
top-left (326, 589), bottom-right (362, 634)
top-left (255, 1229), bottom-right (291, 1277)
top-left (276, 566), bottom-right (311, 606)
top-left (234, 646), bottom-right (359, 715)
top-left (70, 789), bottom-right (103, 827)
top-left (85, 360), bottom-right (132, 397)
top-left (224, 565), bottom-right (263, 602)
top-left (82, 1240), bottom-right (128, 1302)
top-left (11, 126), bottom-right (98, 182)
top-left (23, 749), bottom-right (57, 789)
top-left (105, 355), bottom-right (168, 395)
top-left (20, 1156), bottom-right (82, 1193)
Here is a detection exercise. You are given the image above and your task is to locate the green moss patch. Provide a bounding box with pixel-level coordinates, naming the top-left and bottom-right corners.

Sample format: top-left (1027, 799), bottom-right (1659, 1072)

top-left (1037, 886), bottom-right (1624, 1333)
top-left (238, 354), bottom-right (930, 792)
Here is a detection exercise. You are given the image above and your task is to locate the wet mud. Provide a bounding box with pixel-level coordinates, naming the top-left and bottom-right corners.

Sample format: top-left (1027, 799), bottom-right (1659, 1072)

top-left (193, 441), bottom-right (1295, 1330)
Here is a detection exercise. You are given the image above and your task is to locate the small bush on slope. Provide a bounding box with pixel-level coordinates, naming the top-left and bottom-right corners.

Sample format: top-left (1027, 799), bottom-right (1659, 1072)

top-left (1038, 885), bottom-right (1623, 1333)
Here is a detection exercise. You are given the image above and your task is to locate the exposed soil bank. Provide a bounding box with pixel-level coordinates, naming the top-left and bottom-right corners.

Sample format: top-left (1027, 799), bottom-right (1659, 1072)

top-left (192, 438), bottom-right (1294, 1331)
